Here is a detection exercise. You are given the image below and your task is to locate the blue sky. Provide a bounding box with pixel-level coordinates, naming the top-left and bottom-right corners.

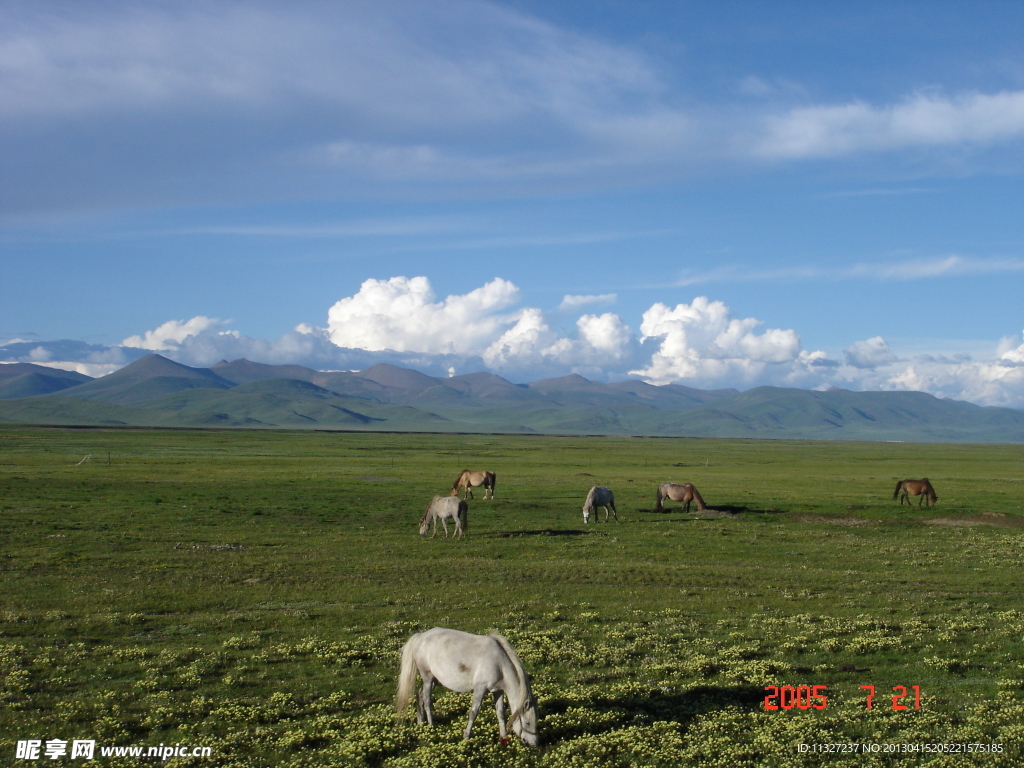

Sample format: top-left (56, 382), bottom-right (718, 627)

top-left (2, 1), bottom-right (1024, 405)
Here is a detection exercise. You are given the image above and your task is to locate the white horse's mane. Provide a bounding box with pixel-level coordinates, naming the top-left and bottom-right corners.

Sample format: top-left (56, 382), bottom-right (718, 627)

top-left (488, 632), bottom-right (533, 722)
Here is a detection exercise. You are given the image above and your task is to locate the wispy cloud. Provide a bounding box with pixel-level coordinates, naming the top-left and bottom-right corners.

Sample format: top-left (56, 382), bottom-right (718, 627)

top-left (676, 255), bottom-right (1024, 286)
top-left (7, 3), bottom-right (1024, 218)
top-left (845, 255), bottom-right (1024, 280)
top-left (753, 90), bottom-right (1024, 160)
top-left (674, 265), bottom-right (825, 286)
top-left (150, 218), bottom-right (468, 239)
top-left (818, 186), bottom-right (941, 199)
top-left (558, 294), bottom-right (617, 312)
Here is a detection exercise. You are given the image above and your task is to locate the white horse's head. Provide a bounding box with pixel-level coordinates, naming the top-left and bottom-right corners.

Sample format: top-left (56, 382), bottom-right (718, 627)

top-left (582, 506), bottom-right (591, 524)
top-left (510, 698), bottom-right (539, 746)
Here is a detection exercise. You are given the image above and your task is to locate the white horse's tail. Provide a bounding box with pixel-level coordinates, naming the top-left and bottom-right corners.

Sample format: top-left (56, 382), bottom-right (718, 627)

top-left (655, 484), bottom-right (665, 510)
top-left (395, 637), bottom-right (419, 715)
top-left (489, 633), bottom-right (532, 723)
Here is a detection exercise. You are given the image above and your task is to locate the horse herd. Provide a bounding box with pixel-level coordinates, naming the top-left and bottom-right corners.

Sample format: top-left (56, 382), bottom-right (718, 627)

top-left (418, 470), bottom-right (939, 540)
top-left (403, 472), bottom-right (939, 745)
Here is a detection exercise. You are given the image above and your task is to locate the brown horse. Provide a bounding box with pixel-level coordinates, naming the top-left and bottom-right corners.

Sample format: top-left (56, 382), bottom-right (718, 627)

top-left (451, 470), bottom-right (496, 500)
top-left (893, 478), bottom-right (937, 508)
top-left (656, 482), bottom-right (707, 513)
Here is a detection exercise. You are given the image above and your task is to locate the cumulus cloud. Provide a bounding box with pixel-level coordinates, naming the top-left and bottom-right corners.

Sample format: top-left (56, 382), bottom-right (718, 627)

top-left (844, 336), bottom-right (898, 369)
top-left (12, 277), bottom-right (1024, 408)
top-left (630, 297), bottom-right (805, 385)
top-left (108, 283), bottom-right (1024, 407)
top-left (122, 316), bottom-right (224, 350)
top-left (325, 276), bottom-right (520, 354)
top-left (483, 310), bottom-right (636, 379)
top-left (999, 332), bottom-right (1024, 364)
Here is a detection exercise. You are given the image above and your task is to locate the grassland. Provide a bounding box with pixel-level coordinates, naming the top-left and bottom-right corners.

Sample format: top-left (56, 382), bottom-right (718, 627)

top-left (2, 427), bottom-right (1024, 766)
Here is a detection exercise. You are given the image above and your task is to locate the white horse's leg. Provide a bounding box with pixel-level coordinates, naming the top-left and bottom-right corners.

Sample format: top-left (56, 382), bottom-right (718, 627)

top-left (609, 502), bottom-right (618, 522)
top-left (441, 516), bottom-right (449, 538)
top-left (417, 674), bottom-right (435, 725)
top-left (431, 516), bottom-right (438, 538)
top-left (463, 686), bottom-right (488, 739)
top-left (493, 691), bottom-right (507, 739)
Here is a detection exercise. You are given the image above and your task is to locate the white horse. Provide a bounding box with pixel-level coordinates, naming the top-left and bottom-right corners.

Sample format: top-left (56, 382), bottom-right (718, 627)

top-left (582, 486), bottom-right (618, 524)
top-left (396, 627), bottom-right (539, 746)
top-left (419, 495), bottom-right (468, 539)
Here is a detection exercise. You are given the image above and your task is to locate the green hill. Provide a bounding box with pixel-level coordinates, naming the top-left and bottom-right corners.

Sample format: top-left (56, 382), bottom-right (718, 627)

top-left (1, 356), bottom-right (1022, 442)
top-left (60, 354), bottom-right (233, 404)
top-left (0, 363), bottom-right (92, 398)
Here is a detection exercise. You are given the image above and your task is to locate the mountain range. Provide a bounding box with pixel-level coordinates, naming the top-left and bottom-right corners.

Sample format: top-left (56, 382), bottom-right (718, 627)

top-left (2, 354), bottom-right (1023, 442)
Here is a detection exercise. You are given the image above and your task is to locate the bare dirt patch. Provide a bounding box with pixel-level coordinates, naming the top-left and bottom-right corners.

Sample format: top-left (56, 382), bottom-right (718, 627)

top-left (692, 510), bottom-right (739, 519)
top-left (923, 514), bottom-right (1024, 528)
top-left (794, 514), bottom-right (871, 526)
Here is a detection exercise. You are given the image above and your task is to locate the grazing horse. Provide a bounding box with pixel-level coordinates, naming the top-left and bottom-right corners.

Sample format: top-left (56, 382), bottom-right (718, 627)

top-left (582, 486), bottom-right (618, 524)
top-left (656, 482), bottom-right (707, 513)
top-left (451, 470), bottom-right (496, 500)
top-left (893, 478), bottom-right (938, 508)
top-left (396, 627), bottom-right (539, 746)
top-left (419, 495), bottom-right (468, 539)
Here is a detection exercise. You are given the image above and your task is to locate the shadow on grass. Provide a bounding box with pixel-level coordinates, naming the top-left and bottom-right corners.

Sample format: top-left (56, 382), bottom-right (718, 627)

top-left (491, 529), bottom-right (594, 537)
top-left (641, 505), bottom-right (788, 518)
top-left (539, 683), bottom-right (765, 743)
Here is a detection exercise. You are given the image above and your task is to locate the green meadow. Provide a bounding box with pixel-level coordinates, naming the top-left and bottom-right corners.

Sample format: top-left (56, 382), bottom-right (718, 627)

top-left (2, 426), bottom-right (1024, 766)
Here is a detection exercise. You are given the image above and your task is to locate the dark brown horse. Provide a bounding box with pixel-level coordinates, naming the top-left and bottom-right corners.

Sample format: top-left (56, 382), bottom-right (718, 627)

top-left (893, 478), bottom-right (937, 508)
top-left (656, 482), bottom-right (707, 513)
top-left (451, 470), bottom-right (496, 500)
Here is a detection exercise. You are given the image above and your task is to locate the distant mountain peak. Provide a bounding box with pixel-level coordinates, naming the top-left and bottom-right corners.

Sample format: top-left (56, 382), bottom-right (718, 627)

top-left (355, 363), bottom-right (440, 391)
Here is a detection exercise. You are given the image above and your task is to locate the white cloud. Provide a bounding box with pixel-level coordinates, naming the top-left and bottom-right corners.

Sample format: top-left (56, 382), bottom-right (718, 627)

top-left (482, 307), bottom-right (559, 369)
top-left (482, 310), bottom-right (635, 377)
top-left (22, 277), bottom-right (1024, 408)
top-left (845, 336), bottom-right (898, 369)
top-left (558, 293), bottom-right (617, 312)
top-left (325, 276), bottom-right (520, 354)
top-left (122, 316), bottom-right (223, 350)
top-left (1000, 332), bottom-right (1024, 364)
top-left (630, 297), bottom-right (804, 385)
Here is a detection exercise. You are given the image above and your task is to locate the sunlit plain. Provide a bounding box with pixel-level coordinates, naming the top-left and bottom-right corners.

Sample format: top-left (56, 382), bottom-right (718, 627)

top-left (2, 427), bottom-right (1023, 766)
